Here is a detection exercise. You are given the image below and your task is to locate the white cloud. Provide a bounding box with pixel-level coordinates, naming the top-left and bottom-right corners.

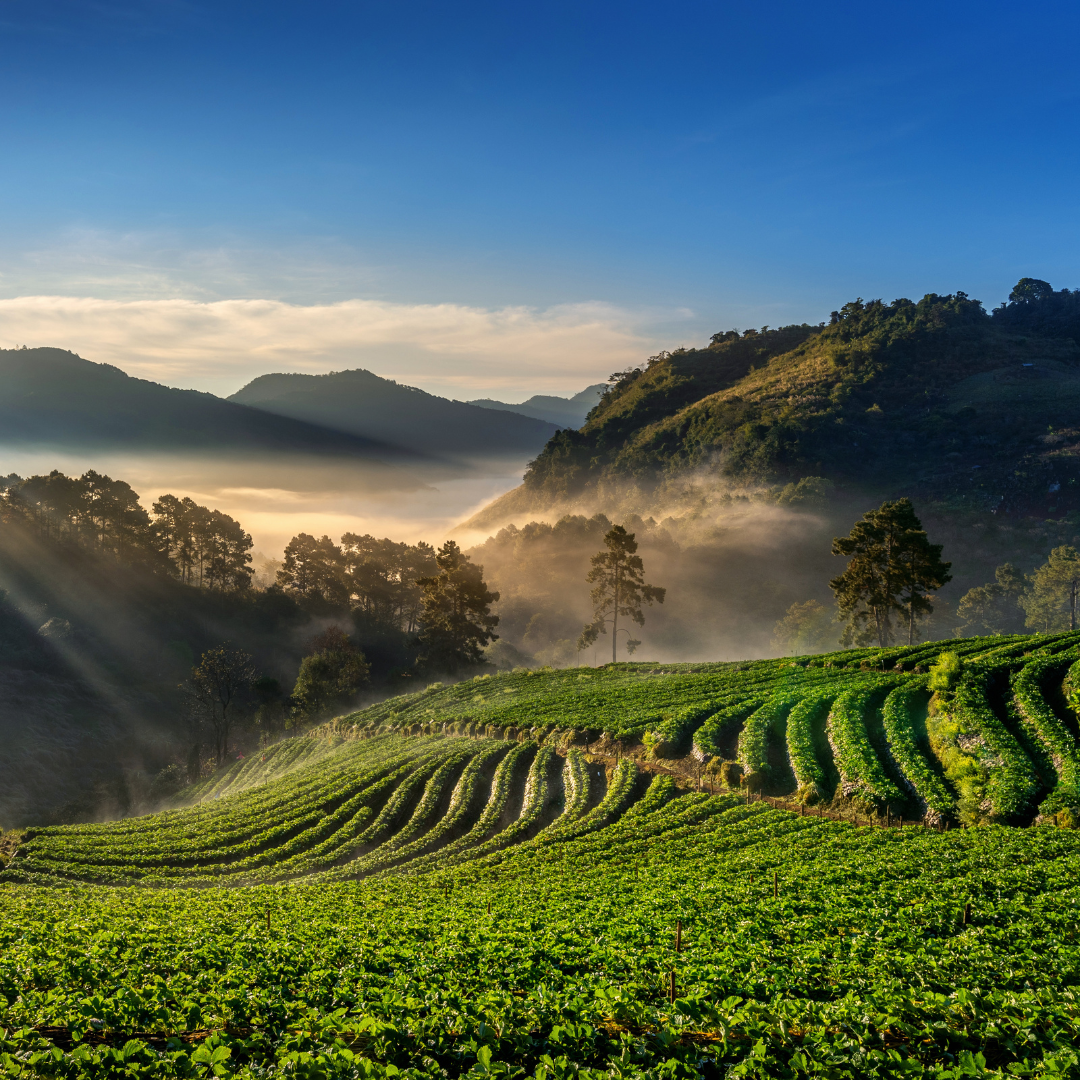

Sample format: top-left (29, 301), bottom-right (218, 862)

top-left (0, 294), bottom-right (672, 399)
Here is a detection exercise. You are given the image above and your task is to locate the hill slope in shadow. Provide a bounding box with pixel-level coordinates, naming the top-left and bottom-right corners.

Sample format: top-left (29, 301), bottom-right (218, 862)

top-left (229, 368), bottom-right (560, 458)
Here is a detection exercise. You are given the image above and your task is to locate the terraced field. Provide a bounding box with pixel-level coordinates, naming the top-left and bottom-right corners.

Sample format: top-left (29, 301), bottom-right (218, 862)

top-left (4, 632), bottom-right (1080, 1078)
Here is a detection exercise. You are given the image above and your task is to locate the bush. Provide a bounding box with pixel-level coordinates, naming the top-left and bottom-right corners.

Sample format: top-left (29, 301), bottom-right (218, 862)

top-left (928, 651), bottom-right (962, 691)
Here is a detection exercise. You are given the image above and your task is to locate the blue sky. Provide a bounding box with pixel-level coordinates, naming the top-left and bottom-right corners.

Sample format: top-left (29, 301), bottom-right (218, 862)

top-left (1, 0), bottom-right (1079, 398)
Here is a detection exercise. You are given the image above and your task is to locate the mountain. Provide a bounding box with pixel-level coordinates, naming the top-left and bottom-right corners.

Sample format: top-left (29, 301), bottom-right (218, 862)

top-left (467, 383), bottom-right (606, 428)
top-left (228, 368), bottom-right (560, 458)
top-left (0, 347), bottom-right (404, 462)
top-left (470, 282), bottom-right (1080, 524)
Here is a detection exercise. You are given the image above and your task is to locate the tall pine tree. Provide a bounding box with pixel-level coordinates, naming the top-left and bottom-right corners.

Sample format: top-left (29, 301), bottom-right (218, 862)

top-left (578, 525), bottom-right (665, 664)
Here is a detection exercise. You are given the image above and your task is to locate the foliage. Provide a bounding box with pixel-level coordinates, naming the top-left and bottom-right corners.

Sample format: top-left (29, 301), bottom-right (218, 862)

top-left (1021, 545), bottom-right (1080, 632)
top-left (577, 525), bottom-right (665, 662)
top-left (516, 281), bottom-right (1080, 521)
top-left (928, 650), bottom-right (963, 691)
top-left (185, 645), bottom-right (258, 764)
top-left (956, 563), bottom-right (1026, 635)
top-left (5, 764), bottom-right (1080, 1076)
top-left (415, 541), bottom-right (500, 673)
top-left (291, 628), bottom-right (371, 720)
top-left (151, 493), bottom-right (253, 590)
top-left (1, 470), bottom-right (254, 590)
top-left (831, 498), bottom-right (951, 647)
top-left (770, 599), bottom-right (836, 654)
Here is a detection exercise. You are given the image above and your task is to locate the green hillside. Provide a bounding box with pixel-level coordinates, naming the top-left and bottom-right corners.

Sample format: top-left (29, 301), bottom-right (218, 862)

top-left (505, 284), bottom-right (1080, 521)
top-left (5, 632), bottom-right (1080, 1077)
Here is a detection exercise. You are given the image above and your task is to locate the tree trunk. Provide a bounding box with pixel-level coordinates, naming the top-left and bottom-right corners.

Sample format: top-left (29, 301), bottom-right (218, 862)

top-left (908, 596), bottom-right (915, 646)
top-left (612, 565), bottom-right (619, 665)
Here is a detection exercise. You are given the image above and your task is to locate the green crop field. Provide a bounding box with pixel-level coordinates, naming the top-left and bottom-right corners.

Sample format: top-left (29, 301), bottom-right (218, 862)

top-left (4, 633), bottom-right (1080, 1078)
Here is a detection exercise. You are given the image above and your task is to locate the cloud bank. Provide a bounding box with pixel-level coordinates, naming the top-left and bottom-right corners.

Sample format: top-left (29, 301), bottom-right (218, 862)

top-left (0, 295), bottom-right (670, 399)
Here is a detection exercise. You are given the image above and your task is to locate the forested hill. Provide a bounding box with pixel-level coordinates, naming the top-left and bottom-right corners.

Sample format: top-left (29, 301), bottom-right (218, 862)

top-left (229, 368), bottom-right (560, 458)
top-left (507, 280), bottom-right (1080, 520)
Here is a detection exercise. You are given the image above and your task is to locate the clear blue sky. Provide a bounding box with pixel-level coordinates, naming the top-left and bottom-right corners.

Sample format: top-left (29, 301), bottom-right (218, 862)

top-left (1, 0), bottom-right (1079, 395)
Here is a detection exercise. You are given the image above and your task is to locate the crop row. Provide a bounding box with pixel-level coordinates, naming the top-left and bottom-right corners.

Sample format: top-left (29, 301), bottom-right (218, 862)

top-left (826, 678), bottom-right (905, 807)
top-left (1013, 655), bottom-right (1080, 816)
top-left (880, 681), bottom-right (955, 819)
top-left (6, 777), bottom-right (1080, 1077)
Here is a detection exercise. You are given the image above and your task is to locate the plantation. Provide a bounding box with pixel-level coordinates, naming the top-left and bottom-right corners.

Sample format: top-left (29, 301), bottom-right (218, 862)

top-left (4, 631), bottom-right (1080, 1077)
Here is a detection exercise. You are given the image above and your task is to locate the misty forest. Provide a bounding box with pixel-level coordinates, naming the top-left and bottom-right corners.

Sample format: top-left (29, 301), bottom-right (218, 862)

top-left (7, 278), bottom-right (1080, 1078)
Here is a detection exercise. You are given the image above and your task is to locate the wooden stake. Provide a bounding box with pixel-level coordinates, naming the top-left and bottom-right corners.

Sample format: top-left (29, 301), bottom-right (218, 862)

top-left (963, 902), bottom-right (971, 926)
top-left (773, 871), bottom-right (778, 899)
top-left (675, 919), bottom-right (682, 953)
top-left (668, 969), bottom-right (676, 1004)
top-left (266, 911), bottom-right (270, 932)
top-left (487, 899), bottom-right (491, 914)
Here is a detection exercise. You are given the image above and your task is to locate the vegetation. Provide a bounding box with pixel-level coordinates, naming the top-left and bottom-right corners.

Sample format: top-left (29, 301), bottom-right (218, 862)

top-left (506, 282), bottom-right (1080, 519)
top-left (290, 628), bottom-right (371, 721)
top-left (415, 541), bottom-right (500, 673)
top-left (830, 498), bottom-right (951, 647)
top-left (5, 635), bottom-right (1080, 1075)
top-left (577, 525), bottom-right (665, 663)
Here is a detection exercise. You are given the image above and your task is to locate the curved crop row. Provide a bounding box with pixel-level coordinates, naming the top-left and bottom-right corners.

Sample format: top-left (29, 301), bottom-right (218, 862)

top-left (952, 662), bottom-right (1041, 822)
top-left (396, 741), bottom-right (535, 872)
top-left (880, 682), bottom-right (954, 819)
top-left (1014, 656), bottom-right (1080, 815)
top-left (785, 692), bottom-right (834, 796)
top-left (827, 679), bottom-right (904, 807)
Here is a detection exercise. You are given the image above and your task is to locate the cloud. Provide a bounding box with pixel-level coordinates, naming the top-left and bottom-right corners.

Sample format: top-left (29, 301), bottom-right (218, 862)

top-left (0, 294), bottom-right (672, 398)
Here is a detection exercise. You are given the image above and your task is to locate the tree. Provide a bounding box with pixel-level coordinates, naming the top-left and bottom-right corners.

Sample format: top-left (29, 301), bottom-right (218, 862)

top-left (251, 676), bottom-right (290, 741)
top-left (577, 524), bottom-right (665, 664)
top-left (956, 563), bottom-right (1026, 635)
top-left (1021, 546), bottom-right (1080, 632)
top-left (415, 541), bottom-right (500, 672)
top-left (151, 494), bottom-right (253, 589)
top-left (291, 628), bottom-right (370, 719)
top-left (341, 534), bottom-right (438, 630)
top-left (830, 498), bottom-right (951, 647)
top-left (1009, 277), bottom-right (1054, 304)
top-left (186, 645), bottom-right (257, 765)
top-left (771, 600), bottom-right (836, 655)
top-left (895, 519), bottom-right (952, 645)
top-left (276, 533), bottom-right (349, 607)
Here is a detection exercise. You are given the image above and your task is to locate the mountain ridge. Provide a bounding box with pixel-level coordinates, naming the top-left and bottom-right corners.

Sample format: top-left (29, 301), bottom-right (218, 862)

top-left (228, 367), bottom-right (560, 459)
top-left (466, 383), bottom-right (606, 428)
top-left (466, 282), bottom-right (1080, 527)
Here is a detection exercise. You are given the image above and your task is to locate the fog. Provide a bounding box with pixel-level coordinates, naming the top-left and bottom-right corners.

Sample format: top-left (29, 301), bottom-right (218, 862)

top-left (463, 475), bottom-right (845, 665)
top-left (0, 445), bottom-right (534, 555)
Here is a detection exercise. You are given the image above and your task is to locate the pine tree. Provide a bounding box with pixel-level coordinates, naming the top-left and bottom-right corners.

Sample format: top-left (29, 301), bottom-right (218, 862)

top-left (415, 541), bottom-right (499, 672)
top-left (1021, 546), bottom-right (1080, 632)
top-left (830, 498), bottom-right (950, 647)
top-left (577, 525), bottom-right (665, 664)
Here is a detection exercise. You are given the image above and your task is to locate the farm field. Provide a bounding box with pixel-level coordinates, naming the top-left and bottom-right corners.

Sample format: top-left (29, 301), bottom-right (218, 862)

top-left (4, 632), bottom-right (1080, 1077)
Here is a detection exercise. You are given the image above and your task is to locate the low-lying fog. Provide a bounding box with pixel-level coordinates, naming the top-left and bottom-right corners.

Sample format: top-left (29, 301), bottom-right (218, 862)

top-left (0, 446), bottom-right (533, 556)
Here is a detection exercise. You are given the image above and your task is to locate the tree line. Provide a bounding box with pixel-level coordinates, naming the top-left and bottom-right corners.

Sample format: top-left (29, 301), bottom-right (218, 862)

top-left (774, 497), bottom-right (1080, 653)
top-left (1, 470), bottom-right (254, 590)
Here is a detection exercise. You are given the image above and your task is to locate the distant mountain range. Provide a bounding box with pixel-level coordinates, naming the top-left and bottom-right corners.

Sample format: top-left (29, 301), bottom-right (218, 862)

top-left (466, 384), bottom-right (605, 429)
top-left (228, 369), bottom-right (562, 458)
top-left (0, 350), bottom-right (604, 469)
top-left (0, 348), bottom-right (396, 459)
